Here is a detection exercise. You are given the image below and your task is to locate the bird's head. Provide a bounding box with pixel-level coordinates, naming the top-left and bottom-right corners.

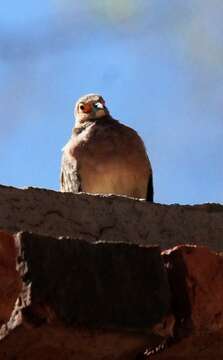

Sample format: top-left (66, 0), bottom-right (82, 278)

top-left (74, 93), bottom-right (109, 126)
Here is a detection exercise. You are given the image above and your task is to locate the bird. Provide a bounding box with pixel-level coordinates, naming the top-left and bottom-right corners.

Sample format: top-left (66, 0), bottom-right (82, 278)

top-left (60, 93), bottom-right (153, 201)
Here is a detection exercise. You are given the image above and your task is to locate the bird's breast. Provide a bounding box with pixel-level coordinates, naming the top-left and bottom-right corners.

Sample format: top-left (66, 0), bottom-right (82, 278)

top-left (68, 122), bottom-right (151, 199)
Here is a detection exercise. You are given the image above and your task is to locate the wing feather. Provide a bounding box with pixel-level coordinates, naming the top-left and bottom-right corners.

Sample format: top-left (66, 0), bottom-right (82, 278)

top-left (60, 151), bottom-right (82, 193)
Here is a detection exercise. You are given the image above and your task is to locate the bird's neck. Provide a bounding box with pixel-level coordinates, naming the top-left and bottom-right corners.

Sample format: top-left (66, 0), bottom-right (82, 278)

top-left (72, 122), bottom-right (92, 135)
top-left (73, 115), bottom-right (113, 135)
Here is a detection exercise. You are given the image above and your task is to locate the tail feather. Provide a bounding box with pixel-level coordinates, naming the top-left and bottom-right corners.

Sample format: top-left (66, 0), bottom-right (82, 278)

top-left (146, 174), bottom-right (154, 202)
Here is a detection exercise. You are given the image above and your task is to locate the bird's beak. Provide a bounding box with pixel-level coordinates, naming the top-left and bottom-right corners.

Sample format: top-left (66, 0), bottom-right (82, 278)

top-left (82, 103), bottom-right (92, 113)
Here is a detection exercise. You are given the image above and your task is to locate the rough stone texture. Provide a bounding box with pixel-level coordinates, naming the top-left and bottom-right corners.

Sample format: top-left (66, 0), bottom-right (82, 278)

top-left (0, 231), bottom-right (21, 326)
top-left (0, 324), bottom-right (151, 360)
top-left (0, 231), bottom-right (29, 340)
top-left (162, 245), bottom-right (223, 334)
top-left (19, 232), bottom-right (171, 328)
top-left (142, 329), bottom-right (223, 360)
top-left (1, 325), bottom-right (223, 360)
top-left (0, 184), bottom-right (223, 250)
top-left (0, 321), bottom-right (223, 360)
top-left (1, 230), bottom-right (223, 358)
top-left (1, 184), bottom-right (223, 358)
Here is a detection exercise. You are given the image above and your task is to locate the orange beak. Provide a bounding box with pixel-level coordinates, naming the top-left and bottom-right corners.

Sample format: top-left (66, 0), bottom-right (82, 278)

top-left (82, 103), bottom-right (92, 113)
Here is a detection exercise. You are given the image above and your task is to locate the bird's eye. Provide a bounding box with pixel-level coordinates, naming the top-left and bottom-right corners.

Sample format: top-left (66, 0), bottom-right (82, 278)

top-left (80, 104), bottom-right (85, 111)
top-left (94, 102), bottom-right (103, 109)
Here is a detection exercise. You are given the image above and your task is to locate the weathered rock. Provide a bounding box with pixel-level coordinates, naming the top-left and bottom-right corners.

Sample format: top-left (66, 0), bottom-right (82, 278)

top-left (1, 183), bottom-right (223, 359)
top-left (1, 229), bottom-right (223, 359)
top-left (19, 232), bottom-right (171, 328)
top-left (0, 184), bottom-right (223, 250)
top-left (2, 324), bottom-right (223, 360)
top-left (0, 231), bottom-right (29, 340)
top-left (0, 324), bottom-right (151, 360)
top-left (0, 231), bottom-right (20, 325)
top-left (162, 245), bottom-right (223, 334)
top-left (142, 329), bottom-right (223, 360)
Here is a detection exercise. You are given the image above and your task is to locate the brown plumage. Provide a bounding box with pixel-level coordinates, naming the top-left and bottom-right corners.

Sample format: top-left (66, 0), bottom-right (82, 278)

top-left (60, 94), bottom-right (153, 201)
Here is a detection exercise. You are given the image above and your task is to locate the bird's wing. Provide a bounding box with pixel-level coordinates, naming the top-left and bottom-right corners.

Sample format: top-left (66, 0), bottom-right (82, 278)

top-left (146, 173), bottom-right (154, 202)
top-left (60, 150), bottom-right (82, 193)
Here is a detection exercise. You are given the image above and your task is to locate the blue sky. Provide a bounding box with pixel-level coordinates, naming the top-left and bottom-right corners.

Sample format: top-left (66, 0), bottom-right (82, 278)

top-left (0, 0), bottom-right (222, 204)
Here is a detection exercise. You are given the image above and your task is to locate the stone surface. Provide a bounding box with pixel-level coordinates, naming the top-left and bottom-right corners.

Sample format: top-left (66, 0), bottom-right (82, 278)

top-left (1, 229), bottom-right (223, 358)
top-left (0, 184), bottom-right (223, 250)
top-left (162, 245), bottom-right (223, 334)
top-left (1, 325), bottom-right (223, 360)
top-left (0, 324), bottom-right (150, 360)
top-left (1, 183), bottom-right (223, 358)
top-left (0, 231), bottom-right (29, 340)
top-left (143, 329), bottom-right (223, 360)
top-left (19, 232), bottom-right (171, 328)
top-left (0, 231), bottom-right (20, 325)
